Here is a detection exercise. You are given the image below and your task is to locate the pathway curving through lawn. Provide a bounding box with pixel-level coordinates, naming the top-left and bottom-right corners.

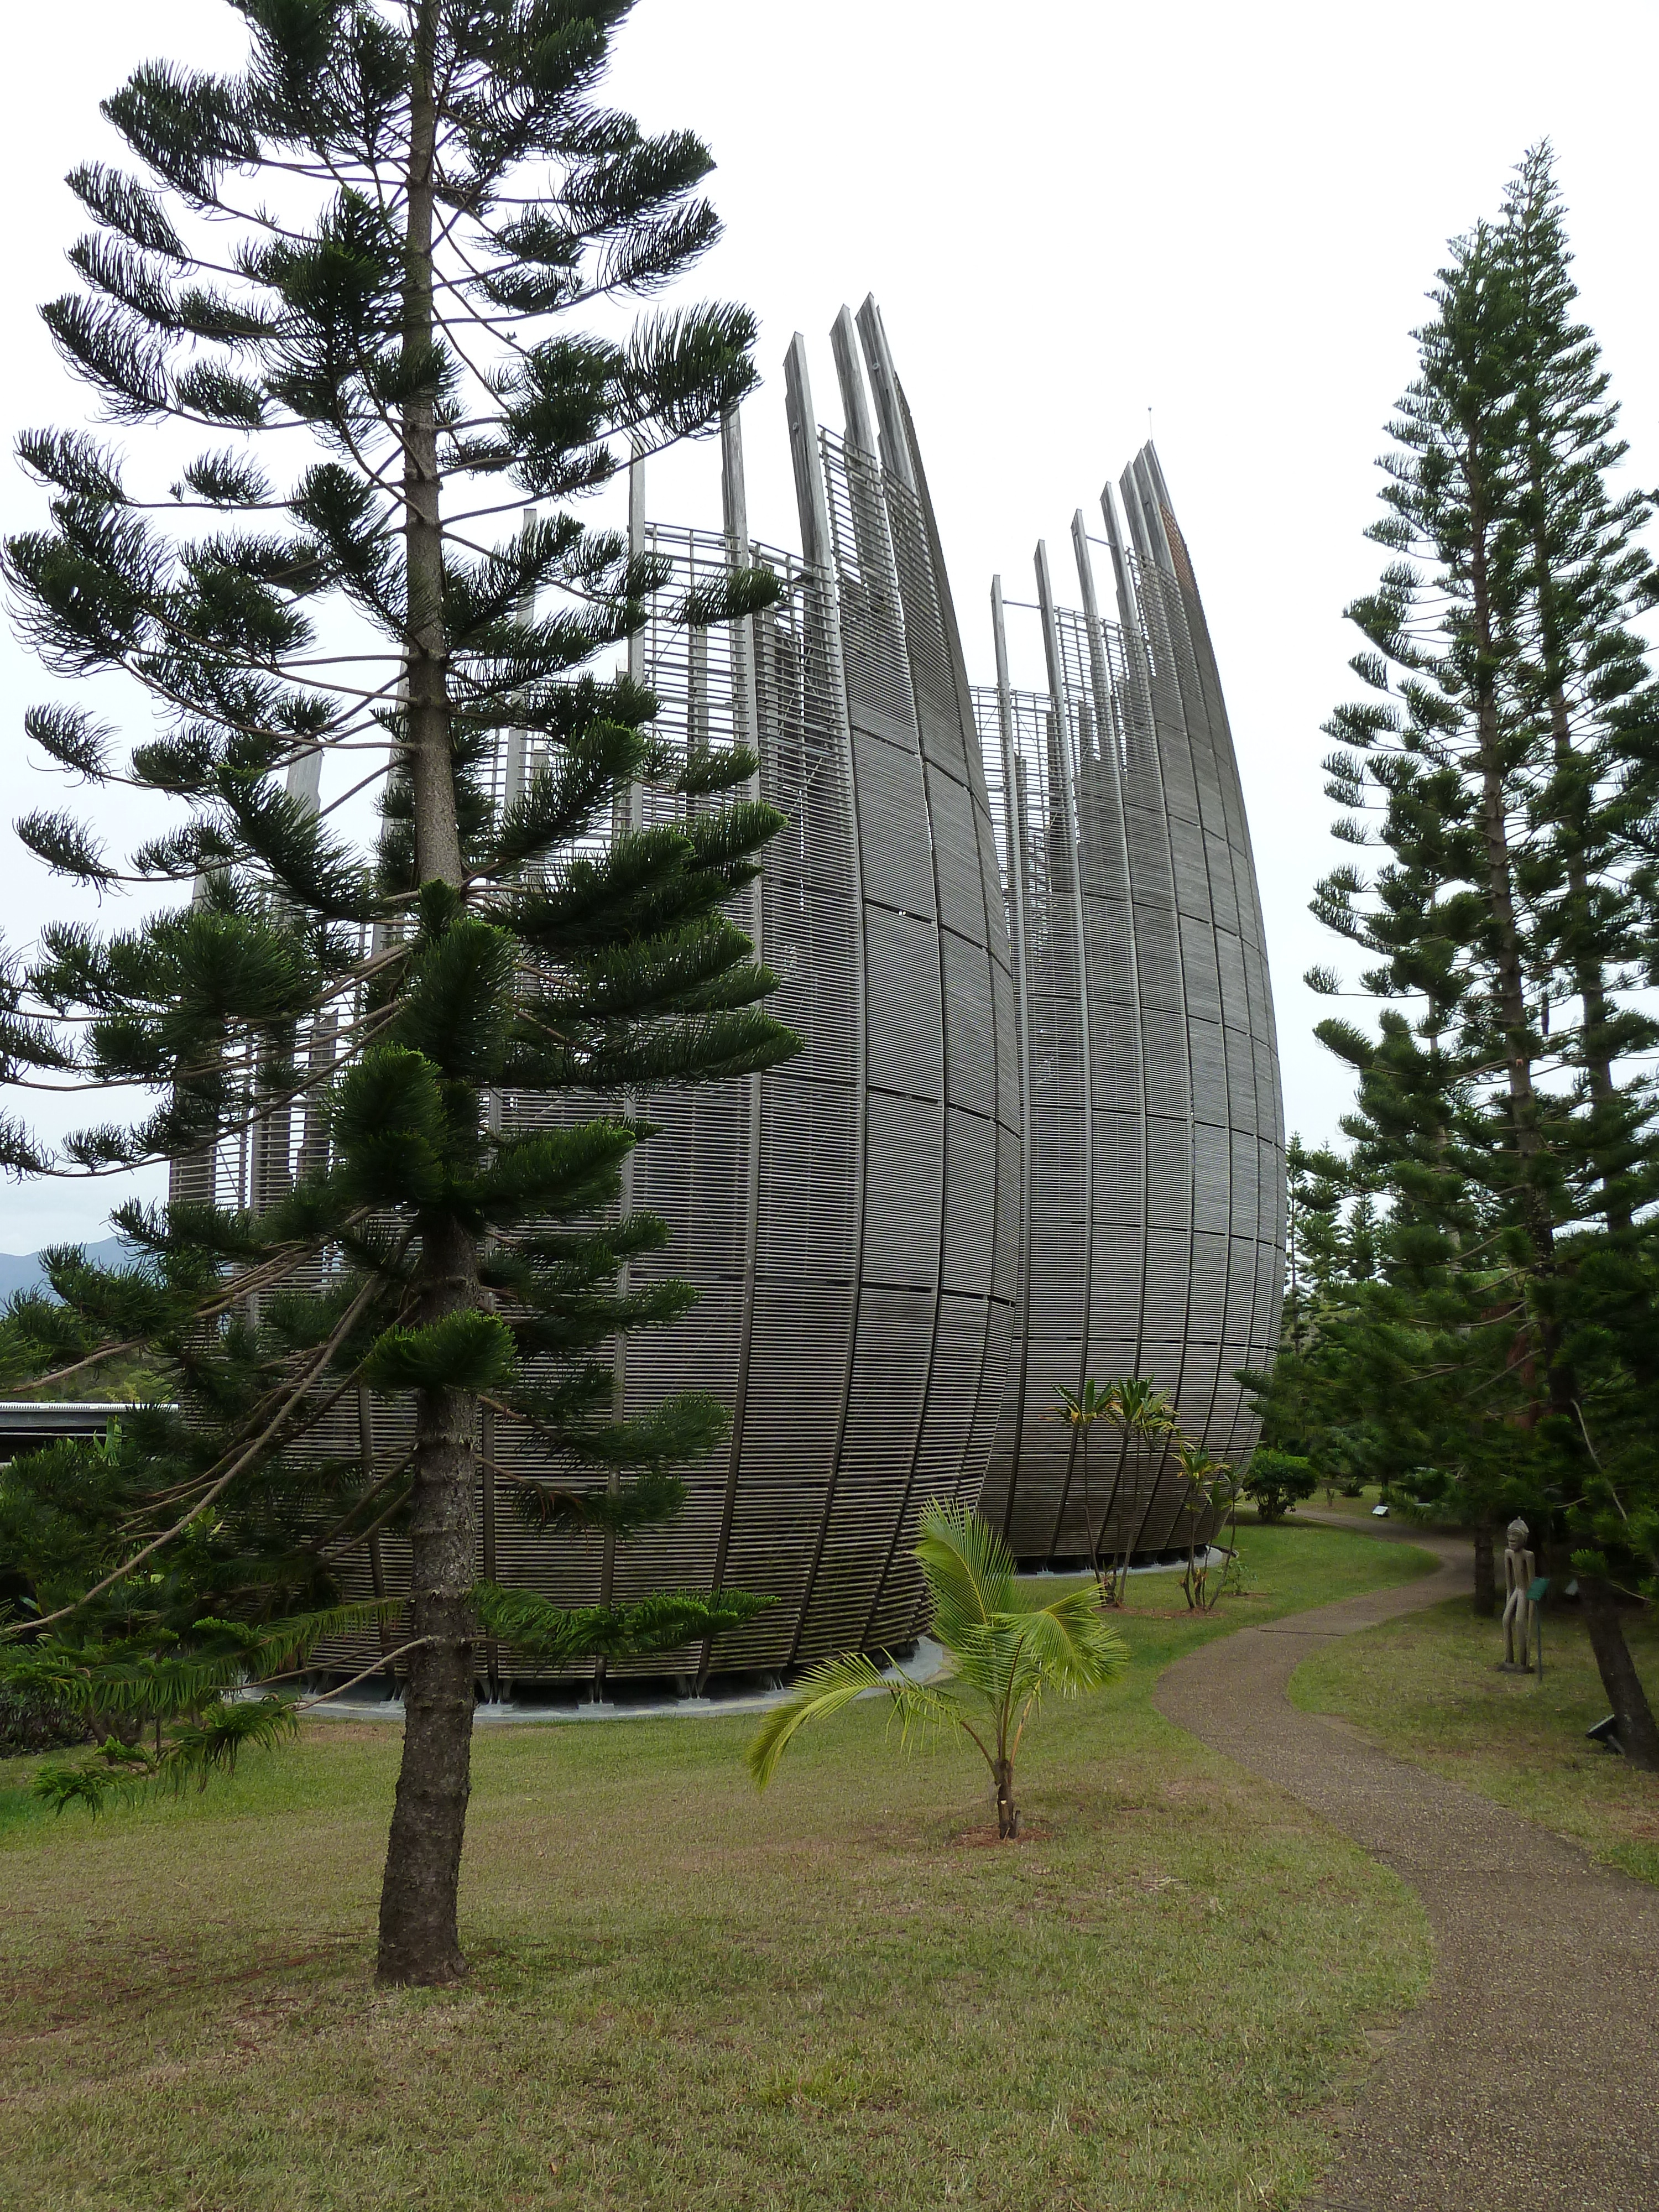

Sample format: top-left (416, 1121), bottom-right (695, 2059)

top-left (1154, 1517), bottom-right (1659, 2211)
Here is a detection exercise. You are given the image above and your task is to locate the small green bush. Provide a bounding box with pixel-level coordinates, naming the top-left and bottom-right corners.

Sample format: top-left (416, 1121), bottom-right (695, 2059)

top-left (1244, 1451), bottom-right (1319, 1524)
top-left (0, 1685), bottom-right (92, 1758)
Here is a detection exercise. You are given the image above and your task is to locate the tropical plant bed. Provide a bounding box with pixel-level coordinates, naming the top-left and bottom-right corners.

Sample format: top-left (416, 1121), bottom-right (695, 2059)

top-left (1, 1526), bottom-right (1433, 2212)
top-left (1291, 1593), bottom-right (1659, 1887)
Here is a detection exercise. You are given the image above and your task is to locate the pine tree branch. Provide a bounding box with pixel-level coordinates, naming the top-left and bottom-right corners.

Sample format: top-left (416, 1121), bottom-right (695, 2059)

top-left (315, 1462), bottom-right (419, 1563)
top-left (6, 1239), bottom-right (407, 1638)
top-left (295, 1639), bottom-right (429, 1706)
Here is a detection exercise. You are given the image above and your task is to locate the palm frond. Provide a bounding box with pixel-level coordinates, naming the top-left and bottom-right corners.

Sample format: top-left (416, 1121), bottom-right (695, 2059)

top-left (748, 1505), bottom-right (1131, 1807)
top-left (938, 1614), bottom-right (1026, 1700)
top-left (747, 1652), bottom-right (968, 1789)
top-left (1108, 1377), bottom-right (1180, 1441)
top-left (1054, 1378), bottom-right (1109, 1426)
top-left (1003, 1588), bottom-right (1129, 1692)
top-left (915, 1494), bottom-right (1014, 1636)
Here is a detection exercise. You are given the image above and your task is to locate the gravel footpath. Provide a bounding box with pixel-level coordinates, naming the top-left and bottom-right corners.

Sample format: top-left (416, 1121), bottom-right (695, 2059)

top-left (1153, 1516), bottom-right (1659, 2211)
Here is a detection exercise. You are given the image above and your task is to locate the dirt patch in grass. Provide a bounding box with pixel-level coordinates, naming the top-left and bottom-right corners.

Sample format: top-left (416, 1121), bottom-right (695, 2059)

top-left (947, 1822), bottom-right (1054, 1846)
top-left (0, 1524), bottom-right (1437, 2212)
top-left (1291, 1593), bottom-right (1659, 1886)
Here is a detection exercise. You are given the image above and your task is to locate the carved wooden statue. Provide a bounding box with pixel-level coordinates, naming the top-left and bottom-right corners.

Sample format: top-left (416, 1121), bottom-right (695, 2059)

top-left (1501, 1517), bottom-right (1536, 1670)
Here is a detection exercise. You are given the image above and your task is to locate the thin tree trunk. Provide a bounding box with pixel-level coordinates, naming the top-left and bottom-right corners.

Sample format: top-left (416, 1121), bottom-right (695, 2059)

top-left (1472, 1522), bottom-right (1496, 1619)
top-left (401, 3), bottom-right (465, 895)
top-left (1182, 1491), bottom-right (1204, 1610)
top-left (994, 1757), bottom-right (1019, 1840)
top-left (1123, 1441), bottom-right (1167, 1573)
top-left (1224, 1491), bottom-right (1239, 1601)
top-left (1078, 1429), bottom-right (1099, 1582)
top-left (1577, 1574), bottom-right (1659, 1772)
top-left (1096, 1433), bottom-right (1130, 1605)
top-left (375, 2), bottom-right (483, 1987)
top-left (377, 1217), bottom-right (480, 1983)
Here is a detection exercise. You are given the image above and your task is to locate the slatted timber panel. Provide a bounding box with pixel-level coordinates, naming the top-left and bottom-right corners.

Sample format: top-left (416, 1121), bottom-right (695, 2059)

top-left (1119, 448), bottom-right (1284, 1462)
top-left (796, 416), bottom-right (1018, 1661)
top-left (976, 446), bottom-right (1285, 1564)
top-left (316, 370), bottom-right (1020, 1686)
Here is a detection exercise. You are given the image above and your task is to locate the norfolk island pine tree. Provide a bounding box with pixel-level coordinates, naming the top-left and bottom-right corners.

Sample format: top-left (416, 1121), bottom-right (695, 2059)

top-left (0, 0), bottom-right (803, 1985)
top-left (1295, 147), bottom-right (1659, 1767)
top-left (1495, 150), bottom-right (1659, 1740)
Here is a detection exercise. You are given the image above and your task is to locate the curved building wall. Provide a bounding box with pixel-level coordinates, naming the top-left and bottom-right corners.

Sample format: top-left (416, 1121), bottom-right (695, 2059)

top-left (975, 447), bottom-right (1284, 1565)
top-left (269, 360), bottom-right (1277, 1683)
top-left (461, 302), bottom-right (1020, 1681)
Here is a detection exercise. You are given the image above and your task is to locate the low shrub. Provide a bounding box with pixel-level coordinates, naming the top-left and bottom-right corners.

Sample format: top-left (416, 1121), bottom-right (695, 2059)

top-left (0, 1685), bottom-right (93, 1758)
top-left (1244, 1450), bottom-right (1319, 1525)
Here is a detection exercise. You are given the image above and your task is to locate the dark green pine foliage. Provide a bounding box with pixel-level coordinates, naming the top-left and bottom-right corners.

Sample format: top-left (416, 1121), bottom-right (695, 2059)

top-left (0, 0), bottom-right (799, 1981)
top-left (1282, 1135), bottom-right (1347, 1352)
top-left (1501, 149), bottom-right (1659, 1234)
top-left (1249, 1136), bottom-right (1378, 1493)
top-left (1275, 147), bottom-right (1659, 1763)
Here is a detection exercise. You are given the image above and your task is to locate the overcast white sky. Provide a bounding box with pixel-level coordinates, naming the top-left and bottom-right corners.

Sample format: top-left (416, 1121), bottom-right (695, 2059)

top-left (3, 0), bottom-right (1658, 1249)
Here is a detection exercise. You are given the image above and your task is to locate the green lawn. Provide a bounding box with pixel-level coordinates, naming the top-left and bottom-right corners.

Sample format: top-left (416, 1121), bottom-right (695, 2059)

top-left (1, 1526), bottom-right (1435, 2212)
top-left (1298, 1485), bottom-right (1389, 1521)
top-left (1229, 1486), bottom-right (1388, 1526)
top-left (1292, 1590), bottom-right (1659, 1888)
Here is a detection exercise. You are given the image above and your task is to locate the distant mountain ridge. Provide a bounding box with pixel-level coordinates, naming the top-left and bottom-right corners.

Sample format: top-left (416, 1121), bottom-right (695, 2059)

top-left (0, 1237), bottom-right (134, 1300)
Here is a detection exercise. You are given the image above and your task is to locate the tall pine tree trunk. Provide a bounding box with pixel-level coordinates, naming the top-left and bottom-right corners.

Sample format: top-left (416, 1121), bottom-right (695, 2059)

top-left (1468, 483), bottom-right (1554, 1272)
top-left (376, 0), bottom-right (482, 1986)
top-left (1540, 661), bottom-right (1629, 1234)
top-left (1578, 1574), bottom-right (1659, 1771)
top-left (376, 1217), bottom-right (482, 1983)
top-left (1525, 417), bottom-right (1630, 1233)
